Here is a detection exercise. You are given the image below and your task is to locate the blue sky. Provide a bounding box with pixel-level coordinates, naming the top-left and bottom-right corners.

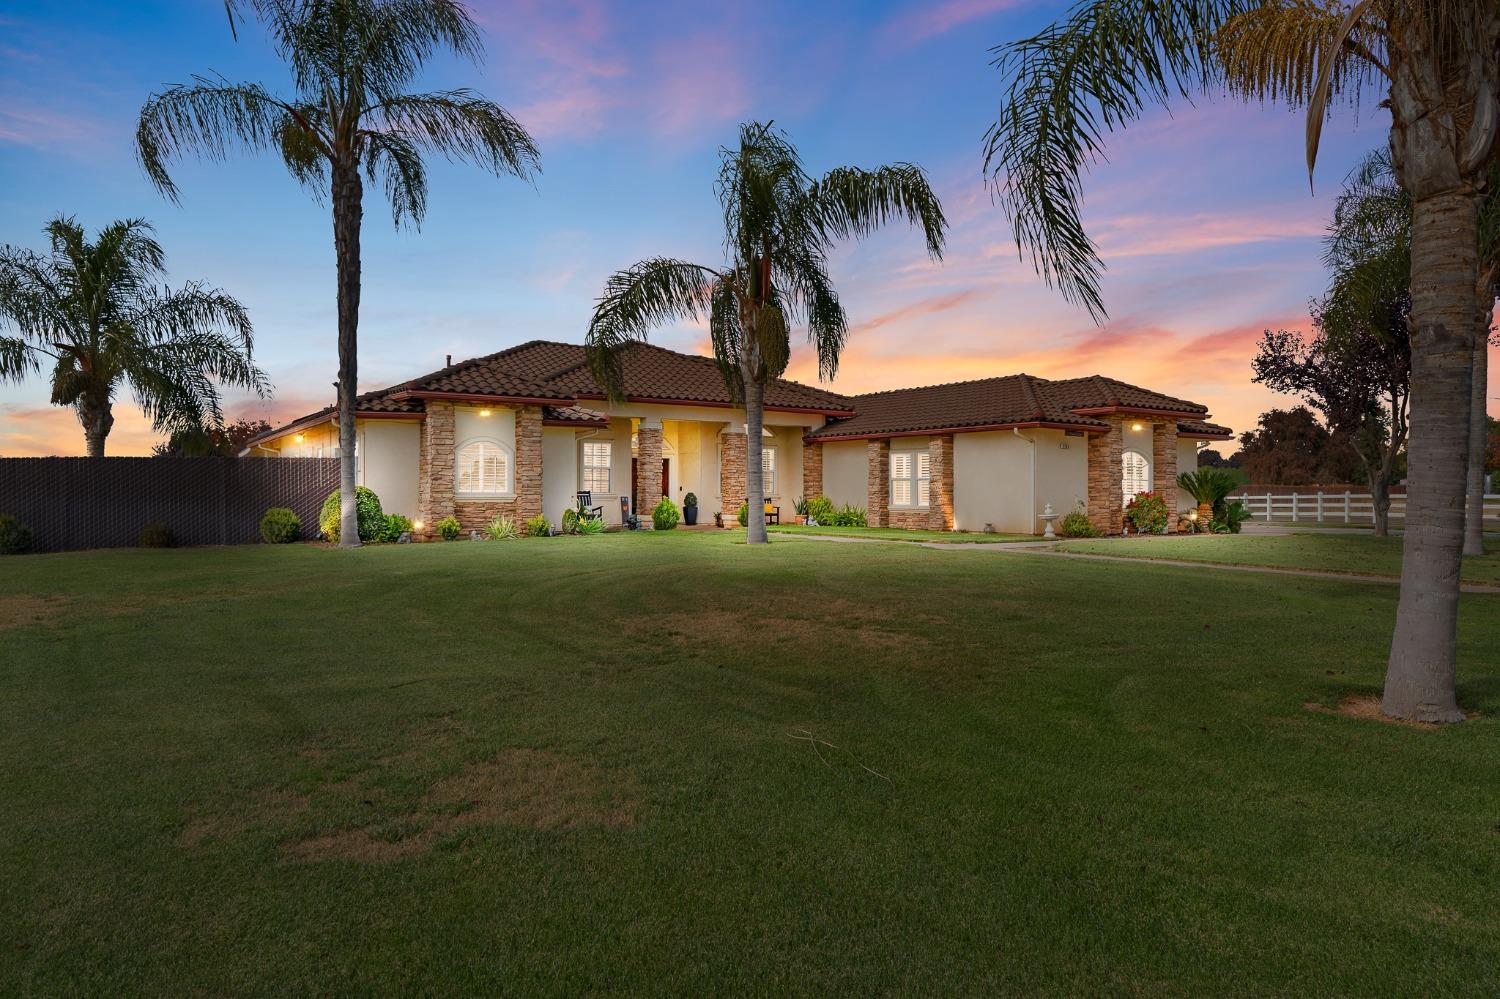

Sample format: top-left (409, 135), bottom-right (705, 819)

top-left (3, 0), bottom-right (1449, 456)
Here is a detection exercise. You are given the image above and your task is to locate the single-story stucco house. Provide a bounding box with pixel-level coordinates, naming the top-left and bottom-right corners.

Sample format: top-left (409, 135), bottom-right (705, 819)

top-left (243, 340), bottom-right (1232, 539)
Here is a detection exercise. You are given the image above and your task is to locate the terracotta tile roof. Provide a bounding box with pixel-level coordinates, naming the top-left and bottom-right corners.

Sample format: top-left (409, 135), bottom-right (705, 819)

top-left (383, 344), bottom-right (575, 401)
top-left (1177, 419), bottom-right (1233, 439)
top-left (1040, 375), bottom-right (1207, 415)
top-left (523, 340), bottom-right (855, 413)
top-left (543, 404), bottom-right (609, 426)
top-left (807, 373), bottom-right (1210, 441)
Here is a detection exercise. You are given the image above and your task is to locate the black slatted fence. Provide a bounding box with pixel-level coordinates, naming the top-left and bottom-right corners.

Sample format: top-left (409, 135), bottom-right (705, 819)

top-left (0, 457), bottom-right (340, 552)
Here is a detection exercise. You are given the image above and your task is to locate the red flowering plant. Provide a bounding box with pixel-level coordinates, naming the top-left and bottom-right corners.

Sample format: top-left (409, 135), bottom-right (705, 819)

top-left (1124, 491), bottom-right (1169, 534)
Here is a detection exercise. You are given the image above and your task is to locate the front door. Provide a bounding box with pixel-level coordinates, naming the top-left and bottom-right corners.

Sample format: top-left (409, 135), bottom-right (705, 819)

top-left (630, 458), bottom-right (672, 514)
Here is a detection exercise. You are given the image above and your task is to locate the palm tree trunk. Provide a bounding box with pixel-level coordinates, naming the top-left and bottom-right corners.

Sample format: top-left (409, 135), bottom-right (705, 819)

top-left (1381, 189), bottom-right (1478, 723)
top-left (1463, 294), bottom-right (1490, 556)
top-left (743, 370), bottom-right (768, 545)
top-left (332, 161), bottom-right (363, 548)
top-left (77, 395), bottom-right (114, 458)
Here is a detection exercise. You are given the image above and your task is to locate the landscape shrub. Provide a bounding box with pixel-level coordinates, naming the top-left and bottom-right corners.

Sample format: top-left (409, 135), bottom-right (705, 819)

top-left (1058, 505), bottom-right (1098, 538)
top-left (805, 496), bottom-right (836, 524)
top-left (378, 513), bottom-right (413, 543)
top-left (1124, 492), bottom-right (1169, 534)
top-left (651, 497), bottom-right (680, 531)
top-left (0, 514), bottom-right (34, 555)
top-left (561, 508), bottom-right (580, 534)
top-left (259, 507), bottom-right (301, 544)
top-left (737, 501), bottom-right (749, 525)
top-left (1211, 499), bottom-right (1252, 535)
top-left (318, 486), bottom-right (384, 543)
top-left (484, 514), bottom-right (518, 540)
top-left (138, 522), bottom-right (175, 548)
top-left (577, 515), bottom-right (606, 535)
top-left (436, 515), bottom-right (462, 541)
top-left (525, 514), bottom-right (552, 537)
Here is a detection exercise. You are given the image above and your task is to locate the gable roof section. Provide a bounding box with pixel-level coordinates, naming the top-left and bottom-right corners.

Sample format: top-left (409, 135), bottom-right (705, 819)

top-left (806, 373), bottom-right (1213, 442)
top-left (1176, 419), bottom-right (1233, 439)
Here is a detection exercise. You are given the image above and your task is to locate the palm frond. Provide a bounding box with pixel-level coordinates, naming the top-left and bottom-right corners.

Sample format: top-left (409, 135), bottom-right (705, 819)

top-left (802, 164), bottom-right (947, 260)
top-left (137, 76), bottom-right (310, 201)
top-left (1217, 0), bottom-right (1386, 108)
top-left (984, 1), bottom-right (1245, 322)
top-left (585, 258), bottom-right (723, 402)
top-left (363, 131), bottom-right (428, 227)
top-left (0, 336), bottom-right (34, 382)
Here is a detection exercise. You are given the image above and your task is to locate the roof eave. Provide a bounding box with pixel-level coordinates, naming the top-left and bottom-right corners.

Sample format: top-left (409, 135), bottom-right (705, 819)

top-left (391, 390), bottom-right (573, 407)
top-left (805, 419), bottom-right (1107, 443)
top-left (571, 392), bottom-right (855, 417)
top-left (1069, 405), bottom-right (1208, 420)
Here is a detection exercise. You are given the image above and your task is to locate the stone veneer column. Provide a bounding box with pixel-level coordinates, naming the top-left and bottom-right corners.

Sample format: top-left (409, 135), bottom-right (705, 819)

top-left (720, 429), bottom-right (747, 523)
top-left (636, 418), bottom-right (664, 527)
top-left (1087, 418), bottom-right (1124, 535)
top-left (516, 406), bottom-right (544, 530)
top-left (867, 439), bottom-right (890, 528)
top-left (928, 434), bottom-right (955, 531)
top-left (1152, 420), bottom-right (1178, 532)
top-left (417, 400), bottom-right (455, 540)
top-left (802, 441), bottom-right (823, 499)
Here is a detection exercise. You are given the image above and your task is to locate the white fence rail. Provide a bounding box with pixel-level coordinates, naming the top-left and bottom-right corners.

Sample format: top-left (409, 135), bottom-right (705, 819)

top-left (1229, 490), bottom-right (1500, 525)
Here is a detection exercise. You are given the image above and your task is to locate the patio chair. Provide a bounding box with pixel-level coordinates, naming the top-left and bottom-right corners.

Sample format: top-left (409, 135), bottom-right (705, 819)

top-left (763, 503), bottom-right (780, 525)
top-left (576, 491), bottom-right (604, 520)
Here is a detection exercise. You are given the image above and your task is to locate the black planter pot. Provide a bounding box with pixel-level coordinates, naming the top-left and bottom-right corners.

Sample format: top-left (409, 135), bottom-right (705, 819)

top-left (684, 506), bottom-right (698, 526)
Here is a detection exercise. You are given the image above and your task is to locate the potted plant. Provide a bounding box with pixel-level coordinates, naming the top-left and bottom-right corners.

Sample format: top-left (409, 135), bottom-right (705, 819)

top-left (793, 496), bottom-right (809, 525)
top-left (683, 492), bottom-right (698, 526)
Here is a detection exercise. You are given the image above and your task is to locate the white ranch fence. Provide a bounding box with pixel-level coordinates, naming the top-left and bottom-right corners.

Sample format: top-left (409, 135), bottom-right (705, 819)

top-left (1229, 489), bottom-right (1500, 526)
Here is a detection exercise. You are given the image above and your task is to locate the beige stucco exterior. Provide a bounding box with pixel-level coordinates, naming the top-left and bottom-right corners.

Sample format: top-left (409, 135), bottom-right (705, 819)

top-left (821, 441), bottom-right (867, 508)
top-left (1177, 438), bottom-right (1201, 512)
top-left (952, 431), bottom-right (1034, 533)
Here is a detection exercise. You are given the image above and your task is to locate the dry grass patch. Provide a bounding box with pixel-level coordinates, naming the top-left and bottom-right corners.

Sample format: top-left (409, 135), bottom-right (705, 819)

top-left (0, 594), bottom-right (69, 631)
top-left (1303, 694), bottom-right (1469, 728)
top-left (177, 789), bottom-right (311, 848)
top-left (633, 603), bottom-right (939, 655)
top-left (284, 748), bottom-right (637, 864)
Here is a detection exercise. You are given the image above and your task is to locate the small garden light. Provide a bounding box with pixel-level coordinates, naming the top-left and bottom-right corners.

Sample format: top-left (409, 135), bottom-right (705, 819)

top-left (412, 520), bottom-right (424, 531)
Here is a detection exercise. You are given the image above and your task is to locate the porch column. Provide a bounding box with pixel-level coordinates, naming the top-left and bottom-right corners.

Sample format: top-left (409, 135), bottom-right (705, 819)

top-left (929, 434), bottom-right (955, 531)
top-left (802, 440), bottom-right (823, 499)
top-left (416, 400), bottom-right (455, 540)
top-left (720, 428), bottom-right (747, 524)
top-left (637, 418), bottom-right (664, 526)
top-left (1087, 418), bottom-right (1123, 535)
top-left (1152, 421), bottom-right (1179, 531)
top-left (516, 406), bottom-right (544, 528)
top-left (867, 439), bottom-right (890, 528)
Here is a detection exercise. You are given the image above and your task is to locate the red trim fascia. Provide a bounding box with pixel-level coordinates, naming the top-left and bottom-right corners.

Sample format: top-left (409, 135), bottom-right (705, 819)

top-left (357, 411), bottom-right (425, 421)
top-left (390, 390), bottom-right (570, 407)
top-left (571, 392), bottom-right (855, 417)
top-left (1178, 431), bottom-right (1234, 440)
top-left (804, 420), bottom-right (1107, 444)
top-left (543, 419), bottom-right (609, 428)
top-left (1070, 405), bottom-right (1208, 419)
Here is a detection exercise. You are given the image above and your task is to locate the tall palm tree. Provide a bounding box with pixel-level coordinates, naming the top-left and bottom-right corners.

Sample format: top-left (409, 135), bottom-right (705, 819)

top-left (137, 0), bottom-right (540, 548)
top-left (984, 1), bottom-right (1498, 722)
top-left (585, 122), bottom-right (946, 544)
top-left (0, 217), bottom-right (266, 456)
top-left (1324, 148), bottom-right (1499, 553)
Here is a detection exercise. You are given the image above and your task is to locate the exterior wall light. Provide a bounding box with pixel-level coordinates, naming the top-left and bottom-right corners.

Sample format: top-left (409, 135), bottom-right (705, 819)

top-left (1130, 422), bottom-right (1144, 432)
top-left (479, 409), bottom-right (492, 417)
top-left (294, 433), bottom-right (304, 443)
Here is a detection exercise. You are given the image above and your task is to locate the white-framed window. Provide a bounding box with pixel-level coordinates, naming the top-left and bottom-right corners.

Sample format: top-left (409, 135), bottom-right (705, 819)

top-left (1122, 449), bottom-right (1150, 506)
top-left (761, 447), bottom-right (776, 496)
top-left (583, 440), bottom-right (612, 494)
top-left (890, 450), bottom-right (930, 508)
top-left (456, 439), bottom-right (511, 495)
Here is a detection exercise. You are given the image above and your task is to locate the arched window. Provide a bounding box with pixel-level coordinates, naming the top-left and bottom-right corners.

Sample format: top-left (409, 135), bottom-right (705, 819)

top-left (456, 439), bottom-right (511, 495)
top-left (1121, 449), bottom-right (1150, 506)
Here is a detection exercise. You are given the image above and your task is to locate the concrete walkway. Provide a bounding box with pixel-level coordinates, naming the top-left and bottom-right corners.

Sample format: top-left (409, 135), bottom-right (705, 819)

top-left (772, 532), bottom-right (1500, 594)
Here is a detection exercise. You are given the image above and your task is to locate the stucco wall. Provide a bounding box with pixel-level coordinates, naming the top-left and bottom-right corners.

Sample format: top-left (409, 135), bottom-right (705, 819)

top-left (360, 421), bottom-right (420, 518)
top-left (822, 441), bottom-right (866, 507)
top-left (953, 431), bottom-right (1034, 534)
top-left (1177, 437), bottom-right (1200, 511)
top-left (1032, 428), bottom-right (1088, 521)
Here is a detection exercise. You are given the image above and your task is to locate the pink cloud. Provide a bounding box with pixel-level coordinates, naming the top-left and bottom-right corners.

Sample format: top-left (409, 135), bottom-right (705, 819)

top-left (880, 0), bottom-right (1029, 48)
top-left (0, 102), bottom-right (114, 154)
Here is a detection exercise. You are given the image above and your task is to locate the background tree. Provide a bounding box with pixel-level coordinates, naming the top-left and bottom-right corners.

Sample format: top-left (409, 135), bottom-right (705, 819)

top-left (586, 122), bottom-right (945, 544)
top-left (153, 418), bottom-right (273, 457)
top-left (1232, 407), bottom-right (1361, 486)
top-left (984, 1), bottom-right (1499, 722)
top-left (0, 217), bottom-right (266, 456)
top-left (138, 0), bottom-right (539, 547)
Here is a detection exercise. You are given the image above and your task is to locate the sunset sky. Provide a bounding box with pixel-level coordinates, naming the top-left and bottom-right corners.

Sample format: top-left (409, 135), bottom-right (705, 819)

top-left (3, 0), bottom-right (1494, 456)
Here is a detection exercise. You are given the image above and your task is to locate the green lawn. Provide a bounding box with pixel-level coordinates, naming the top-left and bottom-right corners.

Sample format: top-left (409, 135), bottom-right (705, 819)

top-left (1055, 533), bottom-right (1500, 585)
top-left (4, 534), bottom-right (1500, 994)
top-left (768, 523), bottom-right (1034, 543)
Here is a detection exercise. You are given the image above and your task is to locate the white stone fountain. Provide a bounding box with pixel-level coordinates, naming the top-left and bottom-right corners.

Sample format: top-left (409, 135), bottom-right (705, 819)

top-left (1038, 502), bottom-right (1059, 539)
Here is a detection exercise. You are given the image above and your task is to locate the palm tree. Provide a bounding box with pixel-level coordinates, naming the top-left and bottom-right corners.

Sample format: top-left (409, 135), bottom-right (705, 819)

top-left (983, 2), bottom-right (1498, 723)
top-left (585, 122), bottom-right (946, 544)
top-left (137, 0), bottom-right (540, 548)
top-left (0, 217), bottom-right (266, 456)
